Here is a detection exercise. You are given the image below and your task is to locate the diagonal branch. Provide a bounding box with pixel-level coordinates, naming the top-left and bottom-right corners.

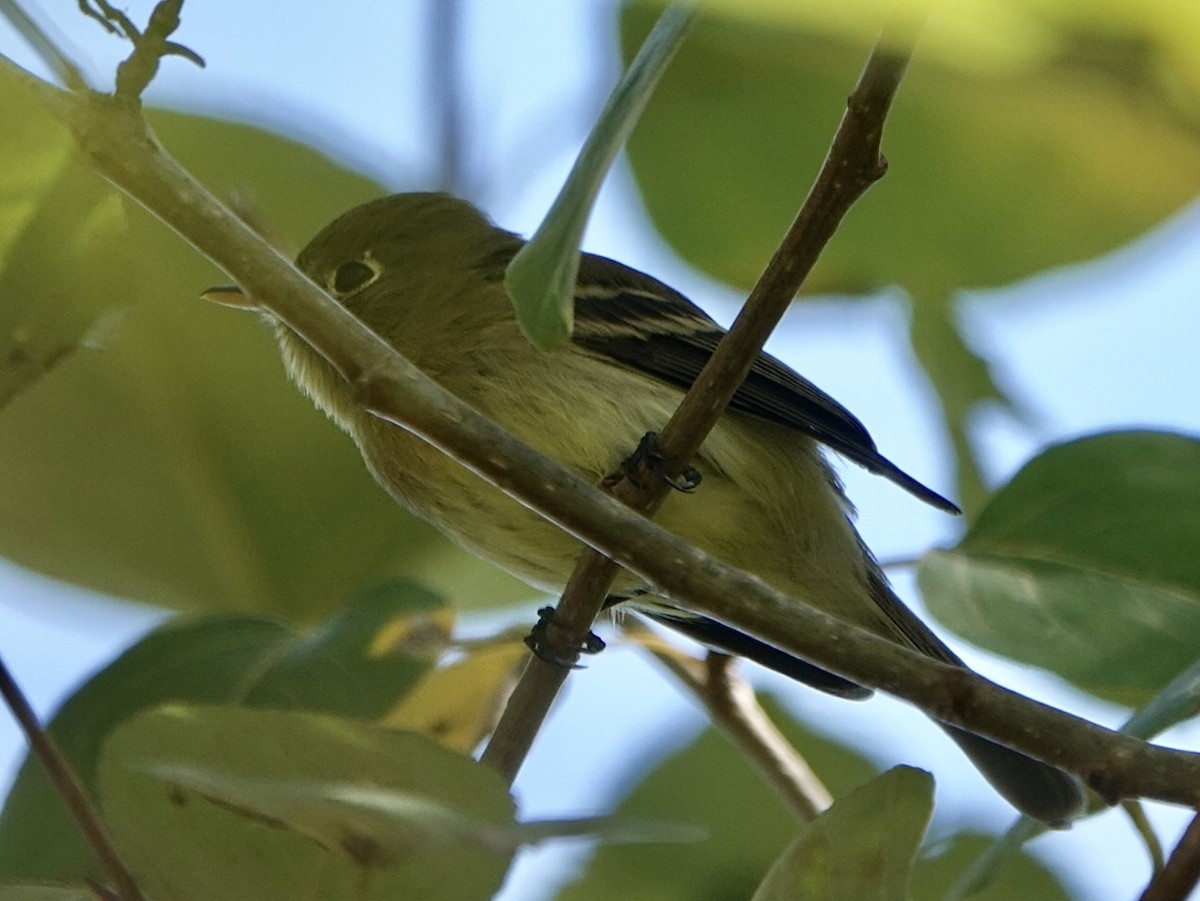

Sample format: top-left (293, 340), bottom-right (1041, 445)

top-left (480, 25), bottom-right (915, 786)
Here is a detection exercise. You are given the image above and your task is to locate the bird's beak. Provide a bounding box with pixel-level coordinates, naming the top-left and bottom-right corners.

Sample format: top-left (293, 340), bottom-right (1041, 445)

top-left (201, 284), bottom-right (260, 311)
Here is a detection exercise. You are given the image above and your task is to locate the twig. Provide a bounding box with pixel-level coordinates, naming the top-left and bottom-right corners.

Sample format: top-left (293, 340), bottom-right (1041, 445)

top-left (481, 23), bottom-right (916, 787)
top-left (8, 26), bottom-right (1200, 812)
top-left (1140, 812), bottom-right (1200, 901)
top-left (81, 0), bottom-right (205, 103)
top-left (644, 635), bottom-right (831, 822)
top-left (0, 654), bottom-right (145, 901)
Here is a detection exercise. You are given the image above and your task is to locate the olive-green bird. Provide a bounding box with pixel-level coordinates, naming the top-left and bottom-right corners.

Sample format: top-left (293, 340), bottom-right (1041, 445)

top-left (249, 192), bottom-right (1083, 826)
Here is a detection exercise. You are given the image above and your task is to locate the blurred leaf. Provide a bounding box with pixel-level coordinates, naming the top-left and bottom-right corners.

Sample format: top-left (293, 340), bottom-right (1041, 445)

top-left (506, 4), bottom-right (693, 350)
top-left (0, 72), bottom-right (130, 408)
top-left (750, 766), bottom-right (932, 901)
top-left (99, 706), bottom-right (514, 901)
top-left (0, 582), bottom-right (445, 882)
top-left (559, 693), bottom-right (880, 900)
top-left (620, 4), bottom-right (1200, 512)
top-left (622, 5), bottom-right (1200, 293)
top-left (0, 888), bottom-right (94, 901)
top-left (0, 615), bottom-right (287, 881)
top-left (911, 831), bottom-right (1072, 901)
top-left (1121, 654), bottom-right (1200, 740)
top-left (383, 641), bottom-right (527, 754)
top-left (243, 580), bottom-right (447, 716)
top-left (0, 107), bottom-right (528, 616)
top-left (919, 430), bottom-right (1200, 704)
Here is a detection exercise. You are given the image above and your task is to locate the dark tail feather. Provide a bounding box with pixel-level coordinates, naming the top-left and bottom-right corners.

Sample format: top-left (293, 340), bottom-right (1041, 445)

top-left (942, 727), bottom-right (1085, 827)
top-left (861, 569), bottom-right (1085, 826)
top-left (639, 583), bottom-right (1086, 826)
top-left (639, 609), bottom-right (871, 700)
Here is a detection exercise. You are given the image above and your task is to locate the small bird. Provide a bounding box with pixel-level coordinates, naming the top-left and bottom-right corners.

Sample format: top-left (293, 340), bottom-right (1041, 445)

top-left (244, 192), bottom-right (1083, 825)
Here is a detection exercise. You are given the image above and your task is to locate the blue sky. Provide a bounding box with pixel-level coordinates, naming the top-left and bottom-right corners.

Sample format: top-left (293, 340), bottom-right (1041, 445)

top-left (2, 2), bottom-right (1199, 898)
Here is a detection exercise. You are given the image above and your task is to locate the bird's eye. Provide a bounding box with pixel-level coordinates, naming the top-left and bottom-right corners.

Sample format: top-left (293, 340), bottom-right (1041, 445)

top-left (330, 257), bottom-right (380, 296)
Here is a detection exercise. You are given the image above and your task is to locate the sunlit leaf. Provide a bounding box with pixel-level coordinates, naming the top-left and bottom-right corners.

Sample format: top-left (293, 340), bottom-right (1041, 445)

top-left (919, 430), bottom-right (1200, 704)
top-left (0, 71), bottom-right (130, 408)
top-left (0, 108), bottom-right (528, 617)
top-left (382, 641), bottom-right (527, 753)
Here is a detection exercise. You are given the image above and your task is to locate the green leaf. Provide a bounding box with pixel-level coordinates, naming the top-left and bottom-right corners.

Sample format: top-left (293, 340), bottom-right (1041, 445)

top-left (0, 582), bottom-right (445, 882)
top-left (99, 706), bottom-right (516, 901)
top-left (505, 4), bottom-right (693, 350)
top-left (243, 580), bottom-right (447, 716)
top-left (0, 887), bottom-right (95, 901)
top-left (0, 107), bottom-right (528, 616)
top-left (0, 71), bottom-right (130, 409)
top-left (0, 615), bottom-right (289, 881)
top-left (750, 766), bottom-right (932, 901)
top-left (919, 430), bottom-right (1200, 704)
top-left (559, 693), bottom-right (881, 900)
top-left (911, 831), bottom-right (1071, 901)
top-left (621, 5), bottom-right (1200, 297)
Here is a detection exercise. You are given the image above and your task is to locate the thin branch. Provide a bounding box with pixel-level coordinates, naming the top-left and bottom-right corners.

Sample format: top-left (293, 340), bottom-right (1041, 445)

top-left (1126, 799), bottom-right (1166, 875)
top-left (1140, 813), bottom-right (1200, 901)
top-left (0, 654), bottom-right (145, 901)
top-left (644, 635), bottom-right (831, 822)
top-left (9, 28), bottom-right (1200, 813)
top-left (481, 22), bottom-right (916, 787)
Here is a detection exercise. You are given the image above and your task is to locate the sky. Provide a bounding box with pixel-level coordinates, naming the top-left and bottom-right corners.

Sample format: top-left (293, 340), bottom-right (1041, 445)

top-left (2, 2), bottom-right (1200, 899)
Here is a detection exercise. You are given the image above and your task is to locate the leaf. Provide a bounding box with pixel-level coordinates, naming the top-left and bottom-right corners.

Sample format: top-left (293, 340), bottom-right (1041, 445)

top-left (558, 693), bottom-right (881, 900)
top-left (0, 615), bottom-right (290, 881)
top-left (141, 762), bottom-right (701, 861)
top-left (919, 430), bottom-right (1200, 704)
top-left (911, 831), bottom-right (1071, 901)
top-left (750, 766), bottom-right (932, 901)
top-left (0, 107), bottom-right (528, 616)
top-left (243, 579), bottom-right (448, 717)
top-left (382, 641), bottom-right (528, 754)
top-left (0, 71), bottom-right (131, 409)
top-left (0, 582), bottom-right (445, 882)
top-left (622, 5), bottom-right (1200, 295)
top-left (0, 887), bottom-right (95, 901)
top-left (99, 706), bottom-right (518, 901)
top-left (505, 4), bottom-right (694, 350)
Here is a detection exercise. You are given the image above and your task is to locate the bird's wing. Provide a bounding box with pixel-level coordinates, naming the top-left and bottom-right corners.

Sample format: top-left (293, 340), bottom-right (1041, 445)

top-left (570, 252), bottom-right (958, 513)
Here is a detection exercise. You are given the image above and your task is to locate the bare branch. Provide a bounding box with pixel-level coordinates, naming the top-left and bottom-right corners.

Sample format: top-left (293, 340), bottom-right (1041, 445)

top-left (645, 637), bottom-right (831, 822)
top-left (0, 654), bottom-right (145, 901)
top-left (1140, 813), bottom-right (1200, 901)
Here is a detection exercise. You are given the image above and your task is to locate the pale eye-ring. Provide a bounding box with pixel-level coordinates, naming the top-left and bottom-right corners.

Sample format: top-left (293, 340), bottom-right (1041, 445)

top-left (329, 254), bottom-right (382, 297)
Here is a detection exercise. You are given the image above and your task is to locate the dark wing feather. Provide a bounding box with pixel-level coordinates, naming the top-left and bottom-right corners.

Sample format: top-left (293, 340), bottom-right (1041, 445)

top-left (571, 252), bottom-right (959, 513)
